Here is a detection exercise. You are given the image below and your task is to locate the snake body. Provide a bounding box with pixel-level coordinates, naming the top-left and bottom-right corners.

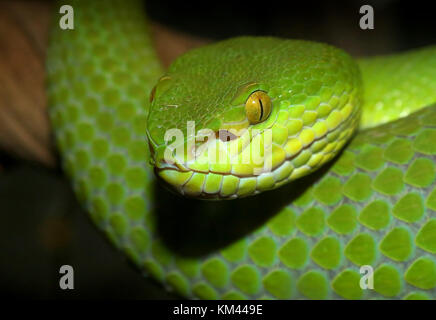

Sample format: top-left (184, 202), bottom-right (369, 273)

top-left (47, 0), bottom-right (436, 299)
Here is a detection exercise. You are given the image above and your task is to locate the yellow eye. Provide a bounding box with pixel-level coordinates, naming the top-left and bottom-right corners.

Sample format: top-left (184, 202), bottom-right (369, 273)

top-left (245, 90), bottom-right (272, 124)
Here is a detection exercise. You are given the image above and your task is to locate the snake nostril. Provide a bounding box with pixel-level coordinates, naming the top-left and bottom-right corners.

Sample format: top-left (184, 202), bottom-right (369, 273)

top-left (216, 130), bottom-right (238, 142)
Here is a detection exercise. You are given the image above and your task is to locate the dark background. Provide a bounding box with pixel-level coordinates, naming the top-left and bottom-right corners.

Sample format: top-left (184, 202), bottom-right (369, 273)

top-left (0, 0), bottom-right (435, 299)
top-left (147, 0), bottom-right (436, 54)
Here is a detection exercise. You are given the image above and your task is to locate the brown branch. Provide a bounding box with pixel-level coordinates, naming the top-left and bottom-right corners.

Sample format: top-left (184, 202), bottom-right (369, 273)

top-left (0, 0), bottom-right (209, 167)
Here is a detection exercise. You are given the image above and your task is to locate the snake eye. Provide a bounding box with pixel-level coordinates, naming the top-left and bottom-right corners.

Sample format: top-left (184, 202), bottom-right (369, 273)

top-left (245, 90), bottom-right (272, 124)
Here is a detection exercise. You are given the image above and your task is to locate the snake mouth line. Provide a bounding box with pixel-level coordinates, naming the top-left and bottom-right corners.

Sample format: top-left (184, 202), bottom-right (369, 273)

top-left (154, 124), bottom-right (343, 200)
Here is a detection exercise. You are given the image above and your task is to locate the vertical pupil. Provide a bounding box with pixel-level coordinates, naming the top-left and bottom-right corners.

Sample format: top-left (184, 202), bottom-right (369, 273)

top-left (258, 97), bottom-right (264, 121)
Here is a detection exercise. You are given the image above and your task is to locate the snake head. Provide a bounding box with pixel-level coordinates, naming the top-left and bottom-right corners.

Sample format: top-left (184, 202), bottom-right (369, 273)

top-left (146, 37), bottom-right (362, 199)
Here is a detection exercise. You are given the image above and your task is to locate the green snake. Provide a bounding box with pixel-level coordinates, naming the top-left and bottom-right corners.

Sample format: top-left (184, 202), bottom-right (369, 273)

top-left (47, 0), bottom-right (436, 299)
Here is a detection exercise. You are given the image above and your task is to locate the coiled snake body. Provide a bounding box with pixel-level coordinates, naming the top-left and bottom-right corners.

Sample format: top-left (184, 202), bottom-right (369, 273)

top-left (47, 0), bottom-right (436, 299)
